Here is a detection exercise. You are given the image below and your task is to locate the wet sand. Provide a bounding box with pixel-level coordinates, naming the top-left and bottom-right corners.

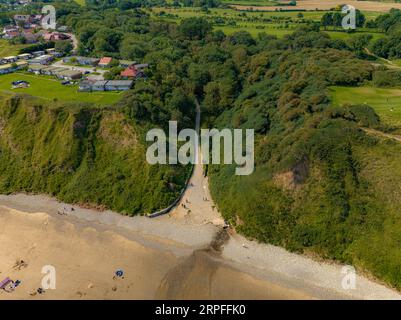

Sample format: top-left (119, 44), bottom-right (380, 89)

top-left (0, 193), bottom-right (400, 300)
top-left (0, 202), bottom-right (311, 300)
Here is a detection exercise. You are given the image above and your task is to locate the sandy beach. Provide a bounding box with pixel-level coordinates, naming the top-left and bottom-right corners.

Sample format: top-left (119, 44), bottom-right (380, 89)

top-left (0, 183), bottom-right (400, 299)
top-left (1, 103), bottom-right (400, 300)
top-left (0, 196), bottom-right (312, 300)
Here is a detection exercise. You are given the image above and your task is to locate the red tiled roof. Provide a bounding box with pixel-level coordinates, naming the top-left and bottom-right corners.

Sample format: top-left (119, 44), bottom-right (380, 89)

top-left (99, 57), bottom-right (112, 65)
top-left (121, 65), bottom-right (138, 78)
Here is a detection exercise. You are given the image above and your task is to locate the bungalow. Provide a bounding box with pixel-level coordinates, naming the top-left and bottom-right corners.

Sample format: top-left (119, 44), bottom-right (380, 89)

top-left (78, 80), bottom-right (94, 92)
top-left (78, 80), bottom-right (133, 92)
top-left (57, 70), bottom-right (82, 81)
top-left (32, 51), bottom-right (45, 57)
top-left (29, 54), bottom-right (54, 65)
top-left (44, 32), bottom-right (70, 42)
top-left (28, 64), bottom-right (47, 74)
top-left (98, 57), bottom-right (112, 68)
top-left (17, 53), bottom-right (32, 60)
top-left (14, 14), bottom-right (30, 23)
top-left (63, 56), bottom-right (100, 66)
top-left (92, 80), bottom-right (108, 91)
top-left (0, 61), bottom-right (27, 75)
top-left (4, 30), bottom-right (20, 39)
top-left (41, 66), bottom-right (60, 75)
top-left (3, 25), bottom-right (18, 33)
top-left (22, 31), bottom-right (40, 44)
top-left (15, 60), bottom-right (28, 69)
top-left (121, 65), bottom-right (144, 79)
top-left (3, 56), bottom-right (18, 63)
top-left (0, 64), bottom-right (13, 74)
top-left (105, 80), bottom-right (133, 91)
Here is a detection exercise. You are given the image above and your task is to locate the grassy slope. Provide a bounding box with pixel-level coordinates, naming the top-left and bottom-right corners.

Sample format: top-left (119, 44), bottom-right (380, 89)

top-left (0, 40), bottom-right (29, 57)
top-left (0, 73), bottom-right (122, 105)
top-left (330, 86), bottom-right (401, 129)
top-left (0, 96), bottom-right (189, 214)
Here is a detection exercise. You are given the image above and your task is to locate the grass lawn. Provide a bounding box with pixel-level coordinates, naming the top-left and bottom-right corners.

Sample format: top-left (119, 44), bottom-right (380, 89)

top-left (0, 73), bottom-right (122, 106)
top-left (0, 40), bottom-right (29, 57)
top-left (151, 7), bottom-right (384, 39)
top-left (74, 0), bottom-right (86, 5)
top-left (329, 86), bottom-right (401, 128)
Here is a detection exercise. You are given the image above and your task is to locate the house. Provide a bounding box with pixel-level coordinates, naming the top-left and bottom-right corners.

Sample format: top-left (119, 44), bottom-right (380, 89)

top-left (44, 32), bottom-right (70, 42)
top-left (92, 80), bottom-right (108, 91)
top-left (78, 80), bottom-right (133, 92)
top-left (3, 25), bottom-right (18, 33)
top-left (28, 64), bottom-right (47, 74)
top-left (41, 66), bottom-right (60, 75)
top-left (32, 51), bottom-right (45, 57)
top-left (21, 30), bottom-right (40, 44)
top-left (17, 53), bottom-right (32, 60)
top-left (15, 60), bottom-right (28, 70)
top-left (57, 70), bottom-right (82, 81)
top-left (14, 14), bottom-right (30, 23)
top-left (121, 65), bottom-right (144, 79)
top-left (104, 80), bottom-right (133, 91)
top-left (119, 60), bottom-right (136, 68)
top-left (78, 80), bottom-right (94, 92)
top-left (4, 30), bottom-right (20, 39)
top-left (29, 54), bottom-right (54, 65)
top-left (0, 64), bottom-right (13, 74)
top-left (63, 56), bottom-right (100, 66)
top-left (98, 57), bottom-right (112, 68)
top-left (3, 56), bottom-right (18, 63)
top-left (0, 61), bottom-right (27, 75)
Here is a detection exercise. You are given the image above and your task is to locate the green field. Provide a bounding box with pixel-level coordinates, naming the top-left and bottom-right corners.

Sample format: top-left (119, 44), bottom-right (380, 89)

top-left (0, 40), bottom-right (29, 57)
top-left (330, 86), bottom-right (401, 128)
top-left (220, 0), bottom-right (278, 5)
top-left (151, 7), bottom-right (384, 39)
top-left (0, 73), bottom-right (122, 105)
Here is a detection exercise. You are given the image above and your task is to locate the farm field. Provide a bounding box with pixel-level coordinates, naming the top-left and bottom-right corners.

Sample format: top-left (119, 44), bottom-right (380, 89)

top-left (151, 7), bottom-right (384, 39)
top-left (0, 73), bottom-right (122, 105)
top-left (0, 40), bottom-right (29, 57)
top-left (330, 86), bottom-right (401, 128)
top-left (221, 0), bottom-right (278, 5)
top-left (230, 0), bottom-right (401, 12)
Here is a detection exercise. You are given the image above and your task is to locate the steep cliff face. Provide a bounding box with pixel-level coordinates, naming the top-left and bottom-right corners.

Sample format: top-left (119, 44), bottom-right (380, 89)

top-left (0, 95), bottom-right (188, 215)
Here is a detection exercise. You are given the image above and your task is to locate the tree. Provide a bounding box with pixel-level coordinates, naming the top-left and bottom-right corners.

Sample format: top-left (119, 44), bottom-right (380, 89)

top-left (55, 40), bottom-right (73, 55)
top-left (321, 12), bottom-right (333, 30)
top-left (179, 17), bottom-right (212, 40)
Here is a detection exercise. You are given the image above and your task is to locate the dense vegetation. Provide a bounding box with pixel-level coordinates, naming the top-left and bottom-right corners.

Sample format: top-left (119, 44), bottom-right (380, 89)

top-left (0, 95), bottom-right (191, 214)
top-left (3, 0), bottom-right (401, 290)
